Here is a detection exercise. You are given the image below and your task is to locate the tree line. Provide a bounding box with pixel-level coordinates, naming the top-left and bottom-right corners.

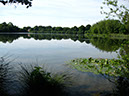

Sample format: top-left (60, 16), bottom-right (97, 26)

top-left (0, 22), bottom-right (27, 32)
top-left (29, 19), bottom-right (129, 34)
top-left (0, 19), bottom-right (128, 34)
top-left (29, 24), bottom-right (91, 34)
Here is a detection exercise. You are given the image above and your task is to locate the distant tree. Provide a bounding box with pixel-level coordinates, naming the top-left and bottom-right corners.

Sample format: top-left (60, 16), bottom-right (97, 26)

top-left (70, 26), bottom-right (78, 34)
top-left (8, 22), bottom-right (13, 26)
top-left (23, 26), bottom-right (31, 32)
top-left (63, 27), bottom-right (70, 31)
top-left (78, 25), bottom-right (85, 34)
top-left (55, 27), bottom-right (63, 32)
top-left (85, 24), bottom-right (91, 30)
top-left (0, 0), bottom-right (32, 8)
top-left (46, 26), bottom-right (52, 32)
top-left (71, 26), bottom-right (78, 31)
top-left (0, 22), bottom-right (23, 32)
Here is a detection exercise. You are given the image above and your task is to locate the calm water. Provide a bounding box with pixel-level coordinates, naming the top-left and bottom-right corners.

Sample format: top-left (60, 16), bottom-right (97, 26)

top-left (0, 33), bottom-right (123, 95)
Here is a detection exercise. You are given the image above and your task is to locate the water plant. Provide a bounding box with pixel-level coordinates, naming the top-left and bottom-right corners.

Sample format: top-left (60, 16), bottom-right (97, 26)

top-left (68, 57), bottom-right (128, 77)
top-left (17, 65), bottom-right (70, 96)
top-left (68, 41), bottom-right (129, 96)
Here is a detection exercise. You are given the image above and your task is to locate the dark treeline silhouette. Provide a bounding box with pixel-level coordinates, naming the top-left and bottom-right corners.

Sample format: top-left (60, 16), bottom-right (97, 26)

top-left (0, 22), bottom-right (91, 34)
top-left (0, 19), bottom-right (128, 34)
top-left (0, 22), bottom-right (29, 32)
top-left (29, 24), bottom-right (91, 34)
top-left (29, 19), bottom-right (128, 34)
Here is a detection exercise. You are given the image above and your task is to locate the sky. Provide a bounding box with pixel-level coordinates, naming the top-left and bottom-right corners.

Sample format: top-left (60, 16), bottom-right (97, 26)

top-left (0, 0), bottom-right (128, 28)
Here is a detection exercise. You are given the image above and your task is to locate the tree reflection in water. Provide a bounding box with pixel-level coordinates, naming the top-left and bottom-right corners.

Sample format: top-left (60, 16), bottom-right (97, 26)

top-left (68, 41), bottom-right (129, 96)
top-left (1, 33), bottom-right (129, 95)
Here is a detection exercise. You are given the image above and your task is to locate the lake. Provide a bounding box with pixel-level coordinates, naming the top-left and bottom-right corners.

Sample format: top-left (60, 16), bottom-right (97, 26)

top-left (0, 33), bottom-right (127, 96)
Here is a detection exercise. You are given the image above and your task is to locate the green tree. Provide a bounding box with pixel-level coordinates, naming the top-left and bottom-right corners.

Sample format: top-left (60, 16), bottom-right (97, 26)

top-left (22, 26), bottom-right (31, 32)
top-left (85, 24), bottom-right (91, 30)
top-left (71, 26), bottom-right (78, 34)
top-left (78, 25), bottom-right (85, 34)
top-left (55, 27), bottom-right (63, 33)
top-left (8, 22), bottom-right (13, 26)
top-left (90, 19), bottom-right (126, 34)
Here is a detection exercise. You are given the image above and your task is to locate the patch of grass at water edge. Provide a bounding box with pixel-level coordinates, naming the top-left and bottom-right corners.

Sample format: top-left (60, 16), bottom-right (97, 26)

top-left (17, 65), bottom-right (70, 96)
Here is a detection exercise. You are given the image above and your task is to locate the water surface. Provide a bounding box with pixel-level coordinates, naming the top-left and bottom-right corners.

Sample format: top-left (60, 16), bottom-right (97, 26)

top-left (0, 33), bottom-right (122, 96)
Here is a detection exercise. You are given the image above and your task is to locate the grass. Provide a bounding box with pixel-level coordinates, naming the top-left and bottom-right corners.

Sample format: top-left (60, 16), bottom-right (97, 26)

top-left (0, 56), bottom-right (71, 96)
top-left (17, 65), bottom-right (70, 96)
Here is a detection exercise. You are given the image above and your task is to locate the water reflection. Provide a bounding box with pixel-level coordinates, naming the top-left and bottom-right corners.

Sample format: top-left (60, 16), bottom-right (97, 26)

top-left (69, 41), bottom-right (129, 96)
top-left (0, 33), bottom-right (129, 96)
top-left (0, 34), bottom-right (118, 66)
top-left (0, 33), bottom-right (128, 53)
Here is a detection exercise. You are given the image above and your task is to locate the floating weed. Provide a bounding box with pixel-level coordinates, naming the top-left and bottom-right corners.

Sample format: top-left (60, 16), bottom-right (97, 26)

top-left (68, 57), bottom-right (129, 77)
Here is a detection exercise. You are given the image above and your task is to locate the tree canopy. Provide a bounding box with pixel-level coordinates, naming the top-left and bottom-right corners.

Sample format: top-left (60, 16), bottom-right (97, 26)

top-left (0, 0), bottom-right (32, 8)
top-left (0, 22), bottom-right (27, 32)
top-left (101, 0), bottom-right (129, 23)
top-left (90, 19), bottom-right (127, 34)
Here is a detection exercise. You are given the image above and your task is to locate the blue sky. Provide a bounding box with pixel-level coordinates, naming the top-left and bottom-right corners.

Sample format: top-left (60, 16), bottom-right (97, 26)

top-left (0, 0), bottom-right (127, 28)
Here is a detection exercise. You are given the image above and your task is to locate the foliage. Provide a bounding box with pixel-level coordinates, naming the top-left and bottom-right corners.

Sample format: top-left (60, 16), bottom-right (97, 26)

top-left (67, 41), bottom-right (129, 77)
top-left (68, 56), bottom-right (129, 95)
top-left (125, 20), bottom-right (129, 32)
top-left (101, 0), bottom-right (129, 23)
top-left (29, 24), bottom-right (91, 34)
top-left (0, 0), bottom-right (32, 8)
top-left (68, 41), bottom-right (129, 96)
top-left (0, 55), bottom-right (71, 96)
top-left (18, 65), bottom-right (70, 96)
top-left (0, 22), bottom-right (27, 32)
top-left (90, 19), bottom-right (127, 34)
top-left (68, 41), bottom-right (129, 78)
top-left (68, 57), bottom-right (129, 77)
top-left (0, 20), bottom-right (128, 35)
